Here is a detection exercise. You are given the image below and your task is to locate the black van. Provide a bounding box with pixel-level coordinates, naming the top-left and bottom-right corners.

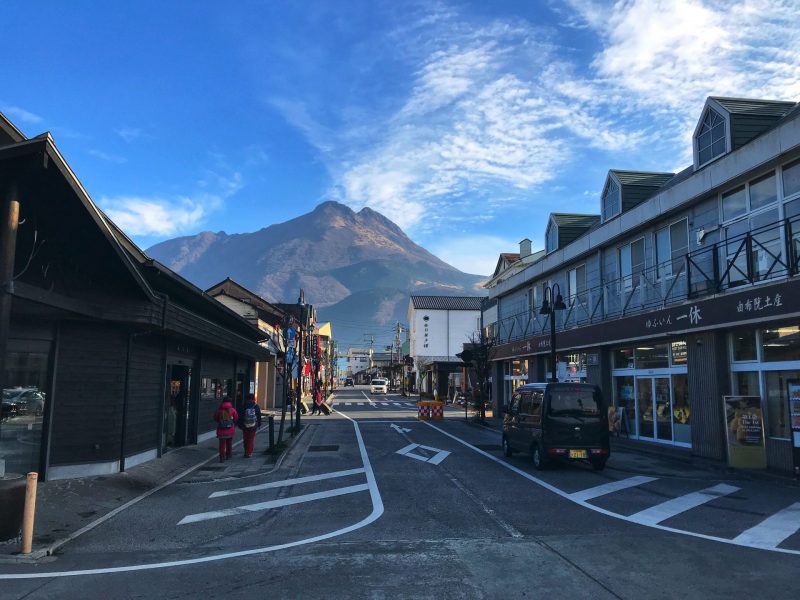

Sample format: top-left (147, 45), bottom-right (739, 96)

top-left (502, 383), bottom-right (609, 471)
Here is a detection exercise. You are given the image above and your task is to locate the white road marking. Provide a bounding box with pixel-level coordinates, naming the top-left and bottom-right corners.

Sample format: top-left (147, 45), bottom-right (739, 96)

top-left (628, 483), bottom-right (740, 525)
top-left (733, 502), bottom-right (800, 548)
top-left (396, 442), bottom-right (450, 465)
top-left (361, 391), bottom-right (375, 405)
top-left (0, 414), bottom-right (384, 579)
top-left (569, 476), bottom-right (657, 502)
top-left (390, 424), bottom-right (412, 434)
top-left (420, 420), bottom-right (800, 556)
top-left (209, 468), bottom-right (366, 498)
top-left (179, 484), bottom-right (370, 525)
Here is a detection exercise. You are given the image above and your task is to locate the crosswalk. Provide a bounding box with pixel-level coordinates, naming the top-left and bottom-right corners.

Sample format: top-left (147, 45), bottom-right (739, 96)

top-left (567, 475), bottom-right (800, 551)
top-left (333, 401), bottom-right (418, 408)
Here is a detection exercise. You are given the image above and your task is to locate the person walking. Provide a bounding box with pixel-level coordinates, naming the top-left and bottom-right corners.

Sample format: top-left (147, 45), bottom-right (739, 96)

top-left (238, 394), bottom-right (262, 457)
top-left (214, 397), bottom-right (238, 462)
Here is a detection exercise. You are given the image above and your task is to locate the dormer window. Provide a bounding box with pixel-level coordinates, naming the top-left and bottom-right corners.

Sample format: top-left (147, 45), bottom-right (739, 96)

top-left (545, 221), bottom-right (558, 253)
top-left (696, 107), bottom-right (726, 166)
top-left (602, 179), bottom-right (620, 222)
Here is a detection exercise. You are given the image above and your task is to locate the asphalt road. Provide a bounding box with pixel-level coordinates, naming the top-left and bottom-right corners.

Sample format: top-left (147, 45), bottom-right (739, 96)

top-left (1, 386), bottom-right (798, 599)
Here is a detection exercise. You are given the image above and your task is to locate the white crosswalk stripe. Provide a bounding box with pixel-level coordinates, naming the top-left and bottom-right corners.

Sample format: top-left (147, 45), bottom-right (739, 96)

top-left (733, 502), bottom-right (800, 548)
top-left (628, 483), bottom-right (740, 525)
top-left (570, 476), bottom-right (657, 502)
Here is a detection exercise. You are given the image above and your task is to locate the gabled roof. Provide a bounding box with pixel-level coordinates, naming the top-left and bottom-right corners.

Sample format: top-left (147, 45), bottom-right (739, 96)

top-left (492, 252), bottom-right (521, 277)
top-left (0, 111), bottom-right (26, 145)
top-left (500, 252), bottom-right (520, 261)
top-left (608, 170), bottom-right (675, 188)
top-left (410, 295), bottom-right (485, 310)
top-left (710, 97), bottom-right (796, 117)
top-left (550, 213), bottom-right (602, 228)
top-left (205, 277), bottom-right (285, 320)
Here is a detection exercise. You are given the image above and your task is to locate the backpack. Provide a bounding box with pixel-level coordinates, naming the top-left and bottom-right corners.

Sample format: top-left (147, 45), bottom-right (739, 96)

top-left (243, 406), bottom-right (257, 428)
top-left (219, 408), bottom-right (234, 429)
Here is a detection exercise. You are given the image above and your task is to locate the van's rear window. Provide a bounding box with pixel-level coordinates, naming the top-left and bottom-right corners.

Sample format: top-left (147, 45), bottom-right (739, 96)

top-left (548, 389), bottom-right (600, 416)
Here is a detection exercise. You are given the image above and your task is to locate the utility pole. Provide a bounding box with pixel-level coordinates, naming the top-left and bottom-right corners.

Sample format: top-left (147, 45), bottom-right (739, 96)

top-left (394, 322), bottom-right (401, 392)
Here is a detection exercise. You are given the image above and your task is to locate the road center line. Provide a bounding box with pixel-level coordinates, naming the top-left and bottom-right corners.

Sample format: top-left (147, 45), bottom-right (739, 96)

top-left (209, 468), bottom-right (366, 498)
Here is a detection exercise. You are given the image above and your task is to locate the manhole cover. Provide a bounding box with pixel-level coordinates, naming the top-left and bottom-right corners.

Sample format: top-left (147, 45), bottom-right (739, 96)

top-left (474, 444), bottom-right (502, 451)
top-left (309, 445), bottom-right (339, 452)
top-left (199, 465), bottom-right (227, 471)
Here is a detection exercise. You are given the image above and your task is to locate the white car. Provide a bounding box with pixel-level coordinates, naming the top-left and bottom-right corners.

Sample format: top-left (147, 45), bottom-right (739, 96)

top-left (370, 378), bottom-right (388, 394)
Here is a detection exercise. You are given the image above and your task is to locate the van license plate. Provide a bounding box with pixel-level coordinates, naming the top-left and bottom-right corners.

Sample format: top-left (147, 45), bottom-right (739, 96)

top-left (569, 449), bottom-right (587, 459)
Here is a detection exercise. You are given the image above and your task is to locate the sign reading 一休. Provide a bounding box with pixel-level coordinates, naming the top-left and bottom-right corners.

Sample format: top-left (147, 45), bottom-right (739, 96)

top-left (723, 395), bottom-right (767, 469)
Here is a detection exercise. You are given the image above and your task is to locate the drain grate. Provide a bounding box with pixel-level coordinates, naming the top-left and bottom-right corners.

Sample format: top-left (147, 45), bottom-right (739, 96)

top-left (474, 444), bottom-right (502, 452)
top-left (309, 445), bottom-right (339, 452)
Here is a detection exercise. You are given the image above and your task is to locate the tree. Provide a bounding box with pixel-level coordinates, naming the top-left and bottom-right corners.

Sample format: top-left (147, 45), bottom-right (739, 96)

top-left (457, 330), bottom-right (496, 422)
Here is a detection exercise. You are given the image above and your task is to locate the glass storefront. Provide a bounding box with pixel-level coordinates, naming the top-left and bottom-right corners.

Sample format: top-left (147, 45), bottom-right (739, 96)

top-left (730, 324), bottom-right (800, 441)
top-left (1, 344), bottom-right (51, 477)
top-left (503, 359), bottom-right (528, 408)
top-left (612, 340), bottom-right (689, 446)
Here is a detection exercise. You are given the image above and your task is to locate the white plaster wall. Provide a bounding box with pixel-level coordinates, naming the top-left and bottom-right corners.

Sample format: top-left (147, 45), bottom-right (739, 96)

top-left (448, 310), bottom-right (480, 355)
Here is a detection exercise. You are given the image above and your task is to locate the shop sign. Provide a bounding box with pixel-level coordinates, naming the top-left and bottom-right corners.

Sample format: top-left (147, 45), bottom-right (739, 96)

top-left (788, 380), bottom-right (800, 475)
top-left (723, 395), bottom-right (767, 469)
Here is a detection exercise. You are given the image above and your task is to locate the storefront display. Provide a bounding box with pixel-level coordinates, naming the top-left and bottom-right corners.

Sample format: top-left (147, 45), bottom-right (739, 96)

top-left (724, 395), bottom-right (767, 468)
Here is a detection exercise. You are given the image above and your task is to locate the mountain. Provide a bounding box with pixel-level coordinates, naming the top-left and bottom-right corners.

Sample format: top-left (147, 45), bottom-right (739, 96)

top-left (146, 201), bottom-right (487, 340)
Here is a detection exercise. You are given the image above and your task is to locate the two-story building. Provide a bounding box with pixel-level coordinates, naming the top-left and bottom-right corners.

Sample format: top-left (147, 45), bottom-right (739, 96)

top-left (485, 96), bottom-right (800, 472)
top-left (408, 295), bottom-right (485, 398)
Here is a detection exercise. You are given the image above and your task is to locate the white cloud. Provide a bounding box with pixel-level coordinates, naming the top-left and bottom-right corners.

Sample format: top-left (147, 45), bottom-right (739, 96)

top-left (1, 104), bottom-right (43, 125)
top-left (102, 196), bottom-right (207, 236)
top-left (116, 127), bottom-right (149, 142)
top-left (89, 149), bottom-right (127, 164)
top-left (428, 234), bottom-right (519, 275)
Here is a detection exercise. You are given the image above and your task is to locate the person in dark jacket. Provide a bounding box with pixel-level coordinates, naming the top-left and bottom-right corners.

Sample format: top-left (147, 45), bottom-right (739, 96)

top-left (238, 394), bottom-right (262, 457)
top-left (214, 398), bottom-right (238, 462)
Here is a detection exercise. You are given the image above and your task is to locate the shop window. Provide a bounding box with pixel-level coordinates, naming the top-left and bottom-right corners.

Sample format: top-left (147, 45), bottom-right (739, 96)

top-left (619, 238), bottom-right (645, 291)
top-left (733, 371), bottom-right (760, 396)
top-left (655, 219), bottom-right (689, 279)
top-left (761, 326), bottom-right (800, 362)
top-left (732, 330), bottom-right (757, 362)
top-left (782, 158), bottom-right (800, 199)
top-left (614, 376), bottom-right (635, 436)
top-left (1, 349), bottom-right (50, 476)
top-left (765, 370), bottom-right (797, 439)
top-left (613, 347), bottom-right (634, 369)
top-left (635, 344), bottom-right (669, 369)
top-left (670, 340), bottom-right (687, 365)
top-left (671, 374), bottom-right (691, 444)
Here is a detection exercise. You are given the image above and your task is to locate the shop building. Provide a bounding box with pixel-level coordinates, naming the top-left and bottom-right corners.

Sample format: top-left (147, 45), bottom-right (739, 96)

top-left (485, 96), bottom-right (800, 471)
top-left (0, 113), bottom-right (267, 480)
top-left (408, 295), bottom-right (485, 398)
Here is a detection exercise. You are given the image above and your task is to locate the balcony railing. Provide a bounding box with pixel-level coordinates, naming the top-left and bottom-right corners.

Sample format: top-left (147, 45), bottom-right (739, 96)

top-left (491, 214), bottom-right (800, 344)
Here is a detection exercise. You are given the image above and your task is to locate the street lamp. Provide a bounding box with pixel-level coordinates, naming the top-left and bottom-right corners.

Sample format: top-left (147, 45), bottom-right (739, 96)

top-left (296, 290), bottom-right (306, 433)
top-left (539, 283), bottom-right (567, 383)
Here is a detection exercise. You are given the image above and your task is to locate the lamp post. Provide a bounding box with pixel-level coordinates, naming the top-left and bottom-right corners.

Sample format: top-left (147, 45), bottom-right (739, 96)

top-left (539, 283), bottom-right (567, 383)
top-left (295, 290), bottom-right (306, 433)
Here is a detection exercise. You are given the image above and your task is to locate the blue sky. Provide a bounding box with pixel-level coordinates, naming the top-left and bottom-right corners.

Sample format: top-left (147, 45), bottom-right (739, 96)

top-left (3, 0), bottom-right (800, 276)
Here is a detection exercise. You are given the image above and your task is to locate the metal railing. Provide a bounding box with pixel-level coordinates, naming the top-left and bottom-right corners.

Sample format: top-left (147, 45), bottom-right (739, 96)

top-left (491, 214), bottom-right (800, 344)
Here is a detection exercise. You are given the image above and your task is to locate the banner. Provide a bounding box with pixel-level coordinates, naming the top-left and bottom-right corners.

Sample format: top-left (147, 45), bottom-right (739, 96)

top-left (723, 396), bottom-right (767, 469)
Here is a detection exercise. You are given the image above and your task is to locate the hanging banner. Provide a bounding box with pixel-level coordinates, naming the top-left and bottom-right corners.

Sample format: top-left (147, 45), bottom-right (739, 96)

top-left (723, 395), bottom-right (767, 469)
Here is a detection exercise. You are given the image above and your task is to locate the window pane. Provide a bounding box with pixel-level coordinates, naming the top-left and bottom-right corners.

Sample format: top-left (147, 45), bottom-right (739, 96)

top-left (750, 173), bottom-right (777, 210)
top-left (733, 371), bottom-right (760, 396)
top-left (672, 374), bottom-right (691, 444)
top-left (761, 326), bottom-right (800, 362)
top-left (732, 330), bottom-right (757, 361)
top-left (722, 186), bottom-right (747, 221)
top-left (635, 344), bottom-right (669, 369)
top-left (613, 347), bottom-right (634, 369)
top-left (670, 220), bottom-right (689, 255)
top-left (783, 159), bottom-right (800, 199)
top-left (631, 239), bottom-right (645, 276)
top-left (655, 227), bottom-right (670, 278)
top-left (576, 265), bottom-right (586, 293)
top-left (670, 340), bottom-right (687, 365)
top-left (750, 208), bottom-right (782, 280)
top-left (765, 371), bottom-right (797, 438)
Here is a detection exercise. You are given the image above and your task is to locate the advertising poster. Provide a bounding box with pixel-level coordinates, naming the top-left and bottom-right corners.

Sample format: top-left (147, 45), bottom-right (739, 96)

top-left (788, 380), bottom-right (800, 474)
top-left (723, 396), bottom-right (767, 469)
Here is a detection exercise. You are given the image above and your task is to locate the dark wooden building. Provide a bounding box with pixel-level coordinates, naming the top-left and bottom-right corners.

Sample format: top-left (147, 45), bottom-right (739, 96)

top-left (0, 113), bottom-right (268, 480)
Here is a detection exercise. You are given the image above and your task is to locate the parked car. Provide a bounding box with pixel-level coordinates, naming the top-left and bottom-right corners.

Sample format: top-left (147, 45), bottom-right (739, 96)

top-left (502, 383), bottom-right (609, 471)
top-left (344, 377), bottom-right (354, 387)
top-left (2, 394), bottom-right (20, 421)
top-left (370, 378), bottom-right (388, 394)
top-left (16, 389), bottom-right (46, 416)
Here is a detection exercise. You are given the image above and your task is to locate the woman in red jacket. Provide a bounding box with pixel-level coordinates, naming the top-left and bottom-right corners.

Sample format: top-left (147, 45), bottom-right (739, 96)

top-left (214, 398), bottom-right (238, 462)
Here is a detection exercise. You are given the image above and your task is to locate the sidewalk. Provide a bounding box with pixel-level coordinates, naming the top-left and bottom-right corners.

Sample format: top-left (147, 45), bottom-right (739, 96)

top-left (461, 414), bottom-right (800, 486)
top-left (0, 420), bottom-right (301, 563)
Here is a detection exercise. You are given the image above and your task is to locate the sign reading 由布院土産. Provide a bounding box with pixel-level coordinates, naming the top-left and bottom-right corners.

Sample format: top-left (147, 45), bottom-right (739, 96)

top-left (723, 396), bottom-right (767, 469)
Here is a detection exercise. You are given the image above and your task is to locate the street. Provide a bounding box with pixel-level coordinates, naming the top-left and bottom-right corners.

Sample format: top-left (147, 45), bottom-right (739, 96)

top-left (1, 386), bottom-right (799, 599)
